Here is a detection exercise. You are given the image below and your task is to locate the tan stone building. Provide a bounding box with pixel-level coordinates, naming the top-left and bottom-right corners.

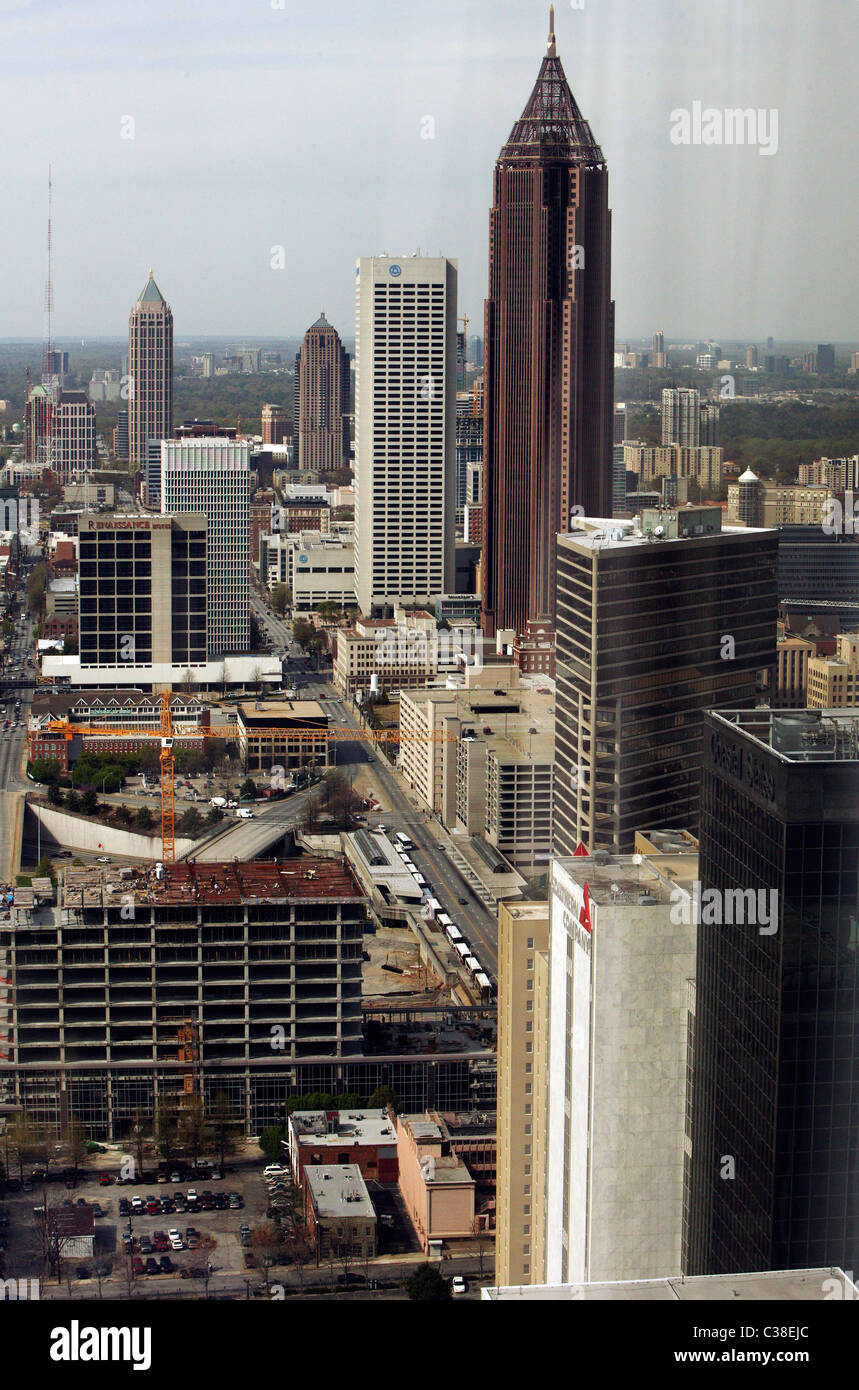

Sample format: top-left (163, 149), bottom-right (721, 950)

top-left (495, 900), bottom-right (549, 1286)
top-left (775, 635), bottom-right (817, 707)
top-left (807, 633), bottom-right (859, 708)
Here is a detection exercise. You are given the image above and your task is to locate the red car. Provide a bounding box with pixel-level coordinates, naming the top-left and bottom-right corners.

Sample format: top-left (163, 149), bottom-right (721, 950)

top-left (132, 1258), bottom-right (144, 1276)
top-left (98, 1174), bottom-right (112, 1187)
top-left (146, 1201), bottom-right (160, 1215)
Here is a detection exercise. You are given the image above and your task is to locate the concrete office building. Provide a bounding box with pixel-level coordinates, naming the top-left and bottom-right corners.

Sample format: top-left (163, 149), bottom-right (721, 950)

top-left (354, 255), bottom-right (457, 615)
top-left (553, 509), bottom-right (778, 856)
top-left (161, 437), bottom-right (251, 655)
top-left (495, 900), bottom-right (550, 1286)
top-left (0, 860), bottom-right (367, 1138)
top-left (481, 13), bottom-right (614, 640)
top-left (52, 391), bottom-right (97, 478)
top-left (286, 531), bottom-right (355, 613)
top-left (294, 315), bottom-right (351, 471)
top-left (261, 403), bottom-right (289, 447)
top-left (661, 388), bottom-right (701, 448)
top-left (686, 709), bottom-right (859, 1276)
top-left (777, 527), bottom-right (859, 608)
top-left (806, 632), bottom-right (859, 707)
top-left (727, 474), bottom-right (836, 528)
top-left (77, 513), bottom-right (207, 672)
top-left (128, 272), bottom-right (173, 468)
top-left (545, 849), bottom-right (697, 1285)
top-left (775, 634), bottom-right (817, 707)
top-left (651, 330), bottom-right (667, 369)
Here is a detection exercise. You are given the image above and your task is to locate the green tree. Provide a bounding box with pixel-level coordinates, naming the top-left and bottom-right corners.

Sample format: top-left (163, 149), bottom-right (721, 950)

top-left (258, 1126), bottom-right (287, 1163)
top-left (30, 757), bottom-right (61, 784)
top-left (177, 807), bottom-right (203, 838)
top-left (367, 1085), bottom-right (400, 1112)
top-left (270, 583), bottom-right (291, 618)
top-left (406, 1265), bottom-right (451, 1301)
top-left (26, 562), bottom-right (48, 616)
top-left (238, 778), bottom-right (256, 801)
top-left (35, 856), bottom-right (56, 883)
top-left (47, 782), bottom-right (63, 806)
top-left (292, 617), bottom-right (315, 651)
top-left (65, 790), bottom-right (81, 814)
top-left (135, 806), bottom-right (154, 831)
top-left (208, 1092), bottom-right (239, 1169)
top-left (80, 788), bottom-right (98, 815)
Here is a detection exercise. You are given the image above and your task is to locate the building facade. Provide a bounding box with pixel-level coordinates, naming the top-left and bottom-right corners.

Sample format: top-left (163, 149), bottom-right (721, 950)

top-left (481, 15), bottom-right (614, 639)
top-left (160, 438), bottom-right (250, 655)
top-left (295, 314), bottom-right (351, 472)
top-left (128, 272), bottom-right (173, 468)
top-left (354, 255), bottom-right (457, 615)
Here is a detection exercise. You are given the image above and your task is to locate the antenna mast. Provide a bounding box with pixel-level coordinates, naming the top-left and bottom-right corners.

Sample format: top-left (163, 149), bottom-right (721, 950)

top-left (41, 166), bottom-right (54, 388)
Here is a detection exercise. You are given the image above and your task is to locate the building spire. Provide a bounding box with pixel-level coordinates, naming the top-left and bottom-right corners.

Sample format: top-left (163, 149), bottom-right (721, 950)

top-left (547, 4), bottom-right (556, 57)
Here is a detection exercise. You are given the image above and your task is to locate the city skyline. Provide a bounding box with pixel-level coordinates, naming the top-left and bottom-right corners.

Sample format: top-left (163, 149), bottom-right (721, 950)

top-left (2, 0), bottom-right (857, 339)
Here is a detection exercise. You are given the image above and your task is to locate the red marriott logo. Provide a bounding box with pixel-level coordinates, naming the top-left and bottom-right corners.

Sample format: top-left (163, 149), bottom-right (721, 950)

top-left (579, 882), bottom-right (592, 935)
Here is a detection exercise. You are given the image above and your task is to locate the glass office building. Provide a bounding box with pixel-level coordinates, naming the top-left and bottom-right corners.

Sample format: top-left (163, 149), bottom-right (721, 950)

top-left (686, 708), bottom-right (859, 1274)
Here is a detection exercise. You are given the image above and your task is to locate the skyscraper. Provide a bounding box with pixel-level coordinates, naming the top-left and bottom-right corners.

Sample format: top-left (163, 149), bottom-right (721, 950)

top-left (52, 390), bottom-right (96, 478)
top-left (161, 438), bottom-right (250, 656)
top-left (354, 254), bottom-right (457, 616)
top-left (294, 314), bottom-right (351, 471)
top-left (661, 388), bottom-right (701, 448)
top-left (481, 7), bottom-right (614, 640)
top-left (128, 271), bottom-right (173, 468)
top-left (553, 509), bottom-right (778, 856)
top-left (652, 330), bottom-right (667, 369)
top-left (686, 708), bottom-right (859, 1276)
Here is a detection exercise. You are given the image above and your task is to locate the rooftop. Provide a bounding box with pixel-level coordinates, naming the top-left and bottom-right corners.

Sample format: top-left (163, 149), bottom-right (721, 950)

top-left (558, 512), bottom-right (772, 553)
top-left (237, 700), bottom-right (327, 725)
top-left (59, 859), bottom-right (363, 909)
top-left (304, 1164), bottom-right (376, 1220)
top-left (483, 1268), bottom-right (857, 1301)
top-left (710, 708), bottom-right (859, 763)
top-left (554, 850), bottom-right (700, 909)
top-left (290, 1109), bottom-right (396, 1146)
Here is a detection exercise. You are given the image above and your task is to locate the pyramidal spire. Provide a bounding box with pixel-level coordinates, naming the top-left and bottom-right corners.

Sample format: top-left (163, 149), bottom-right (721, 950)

top-left (137, 271), bottom-right (167, 306)
top-left (500, 14), bottom-right (604, 166)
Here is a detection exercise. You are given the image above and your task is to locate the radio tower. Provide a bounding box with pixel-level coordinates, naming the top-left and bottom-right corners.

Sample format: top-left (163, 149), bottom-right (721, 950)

top-left (41, 166), bottom-right (55, 388)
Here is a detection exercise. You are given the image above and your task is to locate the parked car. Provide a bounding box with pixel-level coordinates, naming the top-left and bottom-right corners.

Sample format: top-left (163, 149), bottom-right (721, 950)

top-left (98, 1174), bottom-right (112, 1187)
top-left (158, 1255), bottom-right (174, 1274)
top-left (452, 1276), bottom-right (467, 1296)
top-left (144, 1258), bottom-right (159, 1276)
top-left (132, 1258), bottom-right (144, 1276)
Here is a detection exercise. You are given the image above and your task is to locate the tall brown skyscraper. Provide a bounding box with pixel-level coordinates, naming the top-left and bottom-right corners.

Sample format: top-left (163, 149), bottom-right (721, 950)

top-left (294, 313), bottom-right (351, 472)
top-left (128, 271), bottom-right (173, 468)
top-left (482, 8), bottom-right (614, 639)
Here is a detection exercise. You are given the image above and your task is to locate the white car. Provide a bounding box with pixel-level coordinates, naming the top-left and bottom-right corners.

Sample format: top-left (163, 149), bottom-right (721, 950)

top-left (96, 856), bottom-right (111, 864)
top-left (167, 1228), bottom-right (182, 1241)
top-left (451, 1276), bottom-right (467, 1296)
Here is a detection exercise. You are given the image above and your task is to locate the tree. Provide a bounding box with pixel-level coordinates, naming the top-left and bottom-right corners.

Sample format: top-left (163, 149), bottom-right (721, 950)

top-left (258, 1126), bottom-right (287, 1164)
top-left (135, 806), bottom-right (153, 831)
top-left (471, 1214), bottom-right (491, 1279)
top-left (63, 635), bottom-right (78, 655)
top-left (26, 563), bottom-right (48, 616)
top-left (47, 782), bottom-right (63, 806)
top-left (367, 1086), bottom-right (400, 1112)
top-left (30, 757), bottom-right (61, 784)
top-left (35, 856), bottom-right (56, 884)
top-left (130, 1110), bottom-right (149, 1180)
top-left (270, 583), bottom-right (291, 618)
top-left (80, 787), bottom-right (98, 815)
top-left (6, 1111), bottom-right (38, 1182)
top-left (282, 1222), bottom-right (313, 1289)
top-left (292, 618), bottom-right (315, 651)
top-left (177, 807), bottom-right (203, 839)
top-left (208, 1092), bottom-right (239, 1170)
top-left (65, 790), bottom-right (81, 814)
top-left (65, 1118), bottom-right (90, 1182)
top-left (238, 778), bottom-right (256, 801)
top-left (250, 1222), bottom-right (282, 1291)
top-left (405, 1265), bottom-right (451, 1301)
top-left (155, 1098), bottom-right (180, 1160)
top-left (177, 1097), bottom-right (208, 1168)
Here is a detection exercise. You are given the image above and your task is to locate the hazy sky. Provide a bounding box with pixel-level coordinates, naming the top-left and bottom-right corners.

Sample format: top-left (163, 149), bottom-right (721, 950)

top-left (2, 0), bottom-right (857, 341)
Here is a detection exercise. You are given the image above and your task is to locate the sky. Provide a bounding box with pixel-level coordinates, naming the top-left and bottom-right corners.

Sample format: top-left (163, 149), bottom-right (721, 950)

top-left (2, 0), bottom-right (857, 342)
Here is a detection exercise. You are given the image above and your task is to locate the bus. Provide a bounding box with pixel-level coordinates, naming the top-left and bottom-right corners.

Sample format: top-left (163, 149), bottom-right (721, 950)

top-left (426, 897), bottom-right (442, 921)
top-left (455, 941), bottom-right (471, 960)
top-left (465, 955), bottom-right (481, 975)
top-left (395, 832), bottom-right (414, 850)
top-left (437, 912), bottom-right (452, 930)
top-left (413, 874), bottom-right (426, 889)
top-left (446, 924), bottom-right (463, 945)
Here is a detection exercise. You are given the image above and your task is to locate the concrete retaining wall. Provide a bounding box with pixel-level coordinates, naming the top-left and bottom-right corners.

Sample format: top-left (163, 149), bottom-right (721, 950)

top-left (27, 802), bottom-right (195, 861)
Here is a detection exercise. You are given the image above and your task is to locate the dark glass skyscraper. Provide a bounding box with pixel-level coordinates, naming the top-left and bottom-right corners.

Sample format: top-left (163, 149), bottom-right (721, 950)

top-left (481, 7), bottom-right (614, 639)
top-left (687, 708), bottom-right (859, 1275)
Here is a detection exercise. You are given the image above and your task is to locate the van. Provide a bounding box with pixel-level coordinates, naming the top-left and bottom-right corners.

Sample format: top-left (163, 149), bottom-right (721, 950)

top-left (235, 808), bottom-right (254, 820)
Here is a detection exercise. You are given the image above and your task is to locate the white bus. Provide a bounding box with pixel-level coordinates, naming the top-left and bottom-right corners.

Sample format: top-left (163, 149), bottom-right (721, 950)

top-left (413, 874), bottom-right (426, 888)
top-left (395, 832), bottom-right (414, 850)
top-left (465, 955), bottom-right (481, 975)
top-left (427, 897), bottom-right (442, 921)
top-left (455, 941), bottom-right (471, 960)
top-left (446, 925), bottom-right (463, 945)
top-left (437, 912), bottom-right (452, 930)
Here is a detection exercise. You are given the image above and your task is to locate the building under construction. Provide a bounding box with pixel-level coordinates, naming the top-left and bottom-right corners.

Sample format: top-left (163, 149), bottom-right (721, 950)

top-left (0, 859), bottom-right (367, 1138)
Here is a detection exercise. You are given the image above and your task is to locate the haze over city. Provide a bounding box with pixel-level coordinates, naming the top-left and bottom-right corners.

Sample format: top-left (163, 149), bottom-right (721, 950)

top-left (2, 0), bottom-right (857, 339)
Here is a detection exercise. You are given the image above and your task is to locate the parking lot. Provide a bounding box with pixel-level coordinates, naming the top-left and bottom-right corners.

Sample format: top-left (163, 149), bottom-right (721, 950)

top-left (0, 1158), bottom-right (274, 1293)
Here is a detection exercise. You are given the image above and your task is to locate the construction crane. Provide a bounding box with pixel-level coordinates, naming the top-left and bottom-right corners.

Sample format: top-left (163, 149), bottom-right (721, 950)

top-left (46, 692), bottom-right (457, 863)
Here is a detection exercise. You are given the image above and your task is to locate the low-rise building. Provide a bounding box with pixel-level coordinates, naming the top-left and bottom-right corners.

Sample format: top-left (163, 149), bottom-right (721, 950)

top-left (394, 1109), bottom-right (479, 1253)
top-left (287, 1108), bottom-right (399, 1187)
top-left (303, 1164), bottom-right (377, 1264)
top-left (235, 698), bottom-right (330, 774)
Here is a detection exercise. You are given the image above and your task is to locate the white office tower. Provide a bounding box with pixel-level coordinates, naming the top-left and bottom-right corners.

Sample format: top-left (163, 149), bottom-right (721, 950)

top-left (161, 438), bottom-right (251, 655)
top-left (354, 255), bottom-right (457, 616)
top-left (545, 852), bottom-right (696, 1285)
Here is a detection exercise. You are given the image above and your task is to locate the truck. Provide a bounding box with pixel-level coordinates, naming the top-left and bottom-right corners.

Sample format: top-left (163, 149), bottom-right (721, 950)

top-left (235, 808), bottom-right (254, 820)
top-left (210, 796), bottom-right (228, 808)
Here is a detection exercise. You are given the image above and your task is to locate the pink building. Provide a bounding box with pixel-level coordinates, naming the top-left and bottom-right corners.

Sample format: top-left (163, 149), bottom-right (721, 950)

top-left (392, 1109), bottom-right (477, 1253)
